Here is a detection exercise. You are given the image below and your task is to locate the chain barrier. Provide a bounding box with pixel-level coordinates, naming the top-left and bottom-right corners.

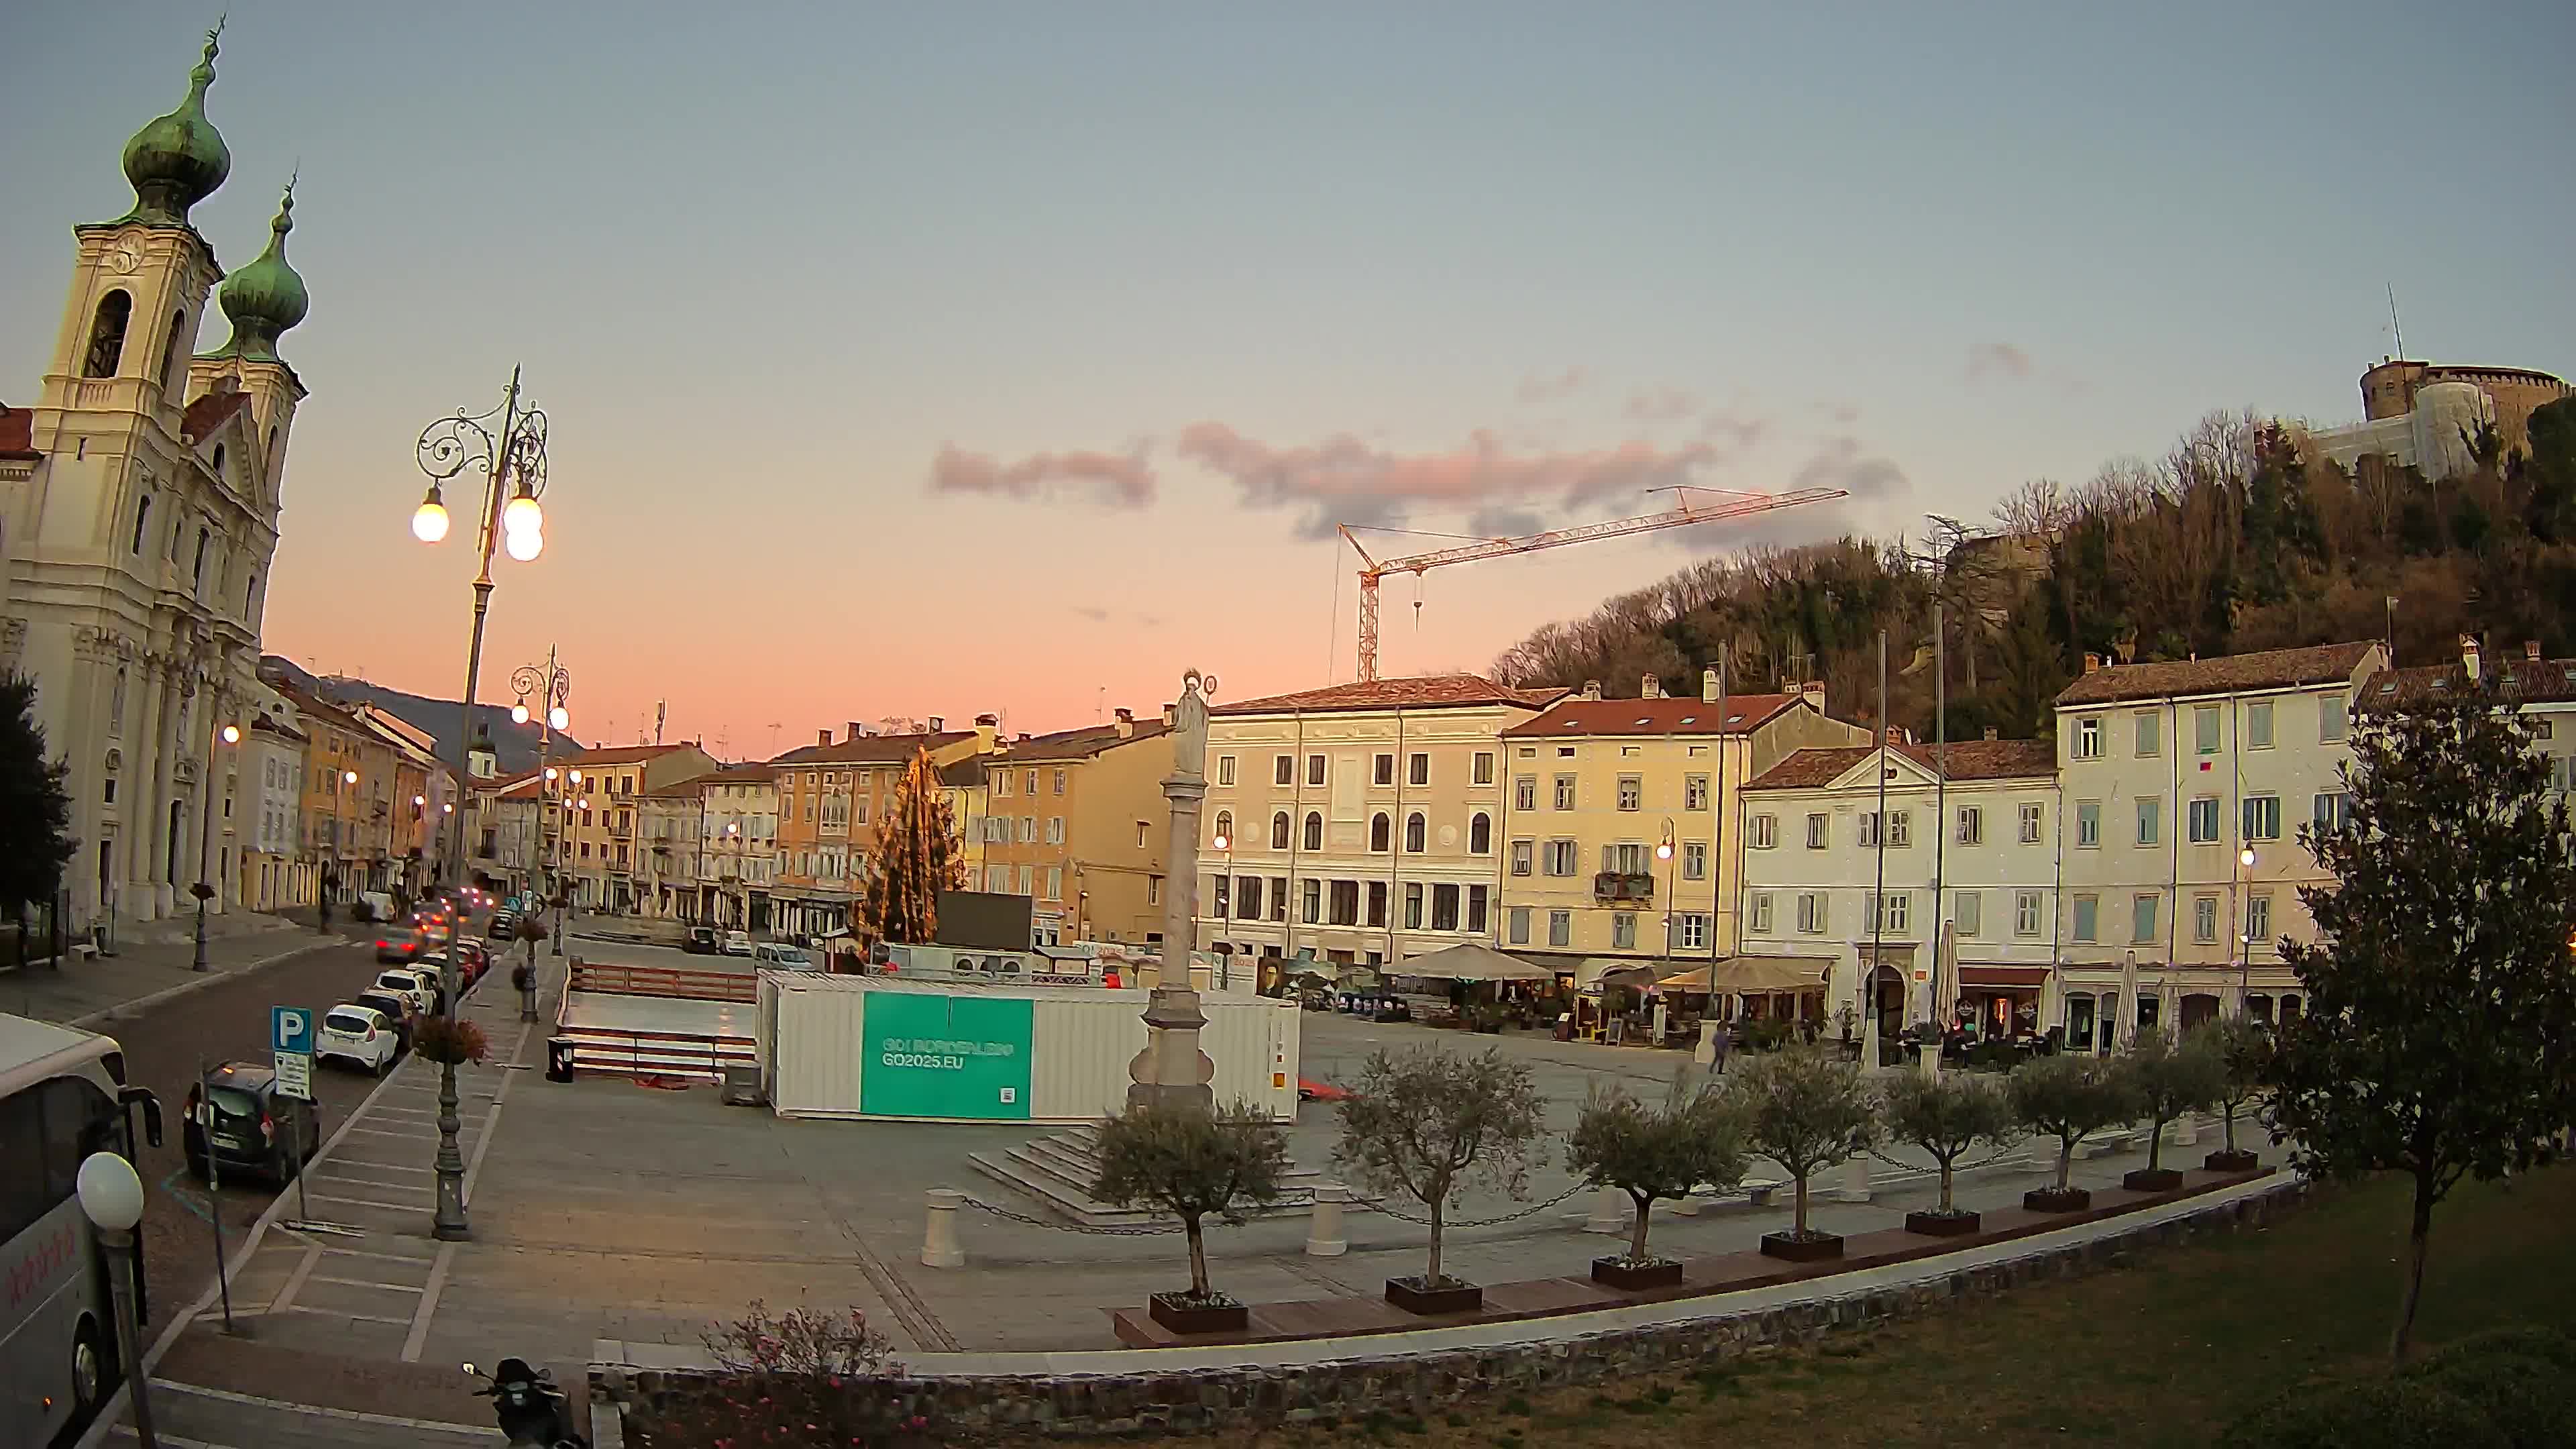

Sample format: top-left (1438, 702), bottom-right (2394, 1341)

top-left (1348, 1182), bottom-right (1589, 1230)
top-left (955, 1195), bottom-right (1191, 1236)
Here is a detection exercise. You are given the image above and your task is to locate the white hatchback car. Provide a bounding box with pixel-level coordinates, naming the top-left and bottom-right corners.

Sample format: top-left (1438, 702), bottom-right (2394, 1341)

top-left (722, 930), bottom-right (754, 957)
top-left (317, 1004), bottom-right (400, 1076)
top-left (372, 968), bottom-right (438, 1016)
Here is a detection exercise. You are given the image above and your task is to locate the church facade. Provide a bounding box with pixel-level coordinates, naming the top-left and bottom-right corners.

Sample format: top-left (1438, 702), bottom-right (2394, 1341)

top-left (0, 25), bottom-right (313, 930)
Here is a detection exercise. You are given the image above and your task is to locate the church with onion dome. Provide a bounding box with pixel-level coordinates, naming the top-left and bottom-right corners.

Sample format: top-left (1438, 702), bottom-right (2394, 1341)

top-left (0, 21), bottom-right (315, 930)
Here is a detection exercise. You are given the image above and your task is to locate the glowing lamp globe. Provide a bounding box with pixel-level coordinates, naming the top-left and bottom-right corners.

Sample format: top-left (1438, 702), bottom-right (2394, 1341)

top-left (547, 705), bottom-right (569, 731)
top-left (511, 703), bottom-right (529, 725)
top-left (503, 527), bottom-right (543, 562)
top-left (219, 724), bottom-right (240, 745)
top-left (411, 491), bottom-right (451, 543)
top-left (76, 1151), bottom-right (145, 1232)
top-left (502, 492), bottom-right (543, 537)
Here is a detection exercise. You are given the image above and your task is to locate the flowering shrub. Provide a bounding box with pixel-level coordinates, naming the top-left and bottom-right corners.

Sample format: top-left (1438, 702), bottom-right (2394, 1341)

top-left (412, 1015), bottom-right (489, 1066)
top-left (643, 1301), bottom-right (926, 1448)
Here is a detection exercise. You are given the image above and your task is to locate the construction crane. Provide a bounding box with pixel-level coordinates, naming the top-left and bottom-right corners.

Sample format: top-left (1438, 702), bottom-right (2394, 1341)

top-left (1340, 484), bottom-right (1849, 682)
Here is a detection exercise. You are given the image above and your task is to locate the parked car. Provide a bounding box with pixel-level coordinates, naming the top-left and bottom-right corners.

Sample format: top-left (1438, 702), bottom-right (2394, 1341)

top-left (317, 1004), bottom-right (401, 1076)
top-left (753, 943), bottom-right (812, 967)
top-left (372, 967), bottom-right (439, 1017)
top-left (183, 1061), bottom-right (321, 1185)
top-left (451, 938), bottom-right (490, 984)
top-left (721, 930), bottom-right (753, 957)
top-left (684, 926), bottom-right (720, 955)
top-left (352, 989), bottom-right (419, 1053)
top-left (375, 928), bottom-right (427, 963)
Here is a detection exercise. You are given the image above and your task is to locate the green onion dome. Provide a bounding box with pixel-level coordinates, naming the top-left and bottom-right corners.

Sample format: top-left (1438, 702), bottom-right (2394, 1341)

top-left (211, 183), bottom-right (309, 362)
top-left (119, 25), bottom-right (231, 226)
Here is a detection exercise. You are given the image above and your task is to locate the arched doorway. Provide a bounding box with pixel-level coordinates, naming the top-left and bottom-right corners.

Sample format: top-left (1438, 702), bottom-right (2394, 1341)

top-left (1871, 961), bottom-right (1906, 1054)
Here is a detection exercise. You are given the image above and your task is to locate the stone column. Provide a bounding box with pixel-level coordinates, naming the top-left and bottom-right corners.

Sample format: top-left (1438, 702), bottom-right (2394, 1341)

top-left (920, 1188), bottom-right (966, 1269)
top-left (1128, 669), bottom-right (1222, 1114)
top-left (1303, 1185), bottom-right (1348, 1256)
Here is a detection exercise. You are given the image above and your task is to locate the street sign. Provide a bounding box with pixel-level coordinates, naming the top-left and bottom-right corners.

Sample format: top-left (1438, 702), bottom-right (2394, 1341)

top-left (272, 1005), bottom-right (315, 1102)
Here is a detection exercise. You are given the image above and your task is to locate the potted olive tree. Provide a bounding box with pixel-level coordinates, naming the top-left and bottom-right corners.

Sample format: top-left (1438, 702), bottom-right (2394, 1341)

top-left (1566, 1069), bottom-right (1749, 1288)
top-left (2120, 1028), bottom-right (2224, 1191)
top-left (1091, 1100), bottom-right (1290, 1334)
top-left (1731, 1045), bottom-right (1879, 1261)
top-left (2007, 1053), bottom-right (2140, 1212)
top-left (1880, 1070), bottom-right (2019, 1236)
top-left (2195, 1017), bottom-right (2269, 1173)
top-left (1335, 1046), bottom-right (1544, 1314)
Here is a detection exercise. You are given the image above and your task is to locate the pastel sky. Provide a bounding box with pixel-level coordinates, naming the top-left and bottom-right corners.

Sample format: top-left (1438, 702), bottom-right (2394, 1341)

top-left (8, 3), bottom-right (2571, 756)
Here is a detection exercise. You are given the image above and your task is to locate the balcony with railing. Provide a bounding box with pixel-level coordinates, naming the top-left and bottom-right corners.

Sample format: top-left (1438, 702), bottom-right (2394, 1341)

top-left (1593, 871), bottom-right (1655, 903)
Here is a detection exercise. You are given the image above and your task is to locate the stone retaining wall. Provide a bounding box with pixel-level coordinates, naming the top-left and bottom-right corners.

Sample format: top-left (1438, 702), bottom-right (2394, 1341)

top-left (600, 1179), bottom-right (2308, 1439)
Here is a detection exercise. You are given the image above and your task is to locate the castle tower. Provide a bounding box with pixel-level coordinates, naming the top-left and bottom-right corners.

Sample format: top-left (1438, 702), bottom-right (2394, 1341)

top-left (3, 25), bottom-right (313, 930)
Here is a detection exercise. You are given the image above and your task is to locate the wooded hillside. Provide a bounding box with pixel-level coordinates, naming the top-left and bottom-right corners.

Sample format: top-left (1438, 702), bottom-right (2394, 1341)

top-left (1489, 398), bottom-right (2576, 741)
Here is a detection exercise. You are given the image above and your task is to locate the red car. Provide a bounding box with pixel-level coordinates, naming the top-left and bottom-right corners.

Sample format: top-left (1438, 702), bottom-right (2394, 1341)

top-left (1297, 1077), bottom-right (1350, 1103)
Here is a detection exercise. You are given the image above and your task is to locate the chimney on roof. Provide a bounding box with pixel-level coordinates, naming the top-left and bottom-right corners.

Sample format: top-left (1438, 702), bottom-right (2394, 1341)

top-left (2083, 652), bottom-right (2102, 674)
top-left (1641, 674), bottom-right (1662, 699)
top-left (1582, 680), bottom-right (1602, 701)
top-left (2527, 640), bottom-right (2543, 663)
top-left (817, 728), bottom-right (831, 747)
top-left (1701, 667), bottom-right (1720, 704)
top-left (928, 716), bottom-right (945, 733)
top-left (1799, 680), bottom-right (1823, 713)
top-left (1113, 707), bottom-right (1134, 739)
top-left (975, 712), bottom-right (999, 727)
top-left (1983, 727), bottom-right (1999, 741)
top-left (2460, 634), bottom-right (2481, 683)
top-left (847, 720), bottom-right (866, 741)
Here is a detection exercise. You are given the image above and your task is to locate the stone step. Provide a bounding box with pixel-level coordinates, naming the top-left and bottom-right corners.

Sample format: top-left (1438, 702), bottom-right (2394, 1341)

top-left (968, 1126), bottom-right (1330, 1228)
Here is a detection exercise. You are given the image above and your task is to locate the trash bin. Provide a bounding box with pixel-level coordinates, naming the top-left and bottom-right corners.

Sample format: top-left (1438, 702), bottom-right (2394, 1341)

top-left (1555, 1012), bottom-right (1574, 1042)
top-left (546, 1036), bottom-right (576, 1083)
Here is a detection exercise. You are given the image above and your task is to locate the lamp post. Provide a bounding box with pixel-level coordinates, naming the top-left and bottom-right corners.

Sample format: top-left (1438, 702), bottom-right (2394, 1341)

top-left (408, 372), bottom-right (549, 1245)
top-left (76, 1152), bottom-right (156, 1448)
top-left (191, 723), bottom-right (240, 972)
top-left (1210, 826), bottom-right (1234, 989)
top-left (511, 650), bottom-right (571, 913)
top-left (2237, 846), bottom-right (2257, 1017)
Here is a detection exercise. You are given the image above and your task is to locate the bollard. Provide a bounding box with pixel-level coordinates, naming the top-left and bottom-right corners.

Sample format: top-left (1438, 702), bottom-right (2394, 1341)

top-left (2174, 1113), bottom-right (2200, 1148)
top-left (1669, 1187), bottom-right (1701, 1218)
top-left (1304, 1184), bottom-right (1348, 1257)
top-left (1583, 1185), bottom-right (1628, 1234)
top-left (920, 1188), bottom-right (967, 1269)
top-left (1832, 1154), bottom-right (1872, 1203)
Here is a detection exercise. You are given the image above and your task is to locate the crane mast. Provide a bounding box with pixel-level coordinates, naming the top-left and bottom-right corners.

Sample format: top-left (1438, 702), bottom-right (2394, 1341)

top-left (1342, 485), bottom-right (1849, 682)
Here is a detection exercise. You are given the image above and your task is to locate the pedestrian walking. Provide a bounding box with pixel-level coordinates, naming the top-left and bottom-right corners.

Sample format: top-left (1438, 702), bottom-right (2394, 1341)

top-left (1711, 1018), bottom-right (1733, 1073)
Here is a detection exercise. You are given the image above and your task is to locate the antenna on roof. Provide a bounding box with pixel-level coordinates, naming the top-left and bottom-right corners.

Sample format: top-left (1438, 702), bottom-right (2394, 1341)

top-left (2387, 283), bottom-right (2404, 359)
top-left (654, 700), bottom-right (665, 746)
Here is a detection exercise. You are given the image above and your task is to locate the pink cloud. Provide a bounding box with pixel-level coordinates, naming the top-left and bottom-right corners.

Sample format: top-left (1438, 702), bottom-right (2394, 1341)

top-left (928, 443), bottom-right (1156, 507)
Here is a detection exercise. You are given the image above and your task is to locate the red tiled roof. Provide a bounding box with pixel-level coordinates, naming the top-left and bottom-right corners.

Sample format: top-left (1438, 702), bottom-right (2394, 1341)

top-left (1744, 739), bottom-right (2058, 792)
top-left (767, 731), bottom-right (974, 766)
top-left (180, 390), bottom-right (252, 442)
top-left (1501, 693), bottom-right (1803, 739)
top-left (0, 404), bottom-right (38, 461)
top-left (1214, 674), bottom-right (1566, 716)
top-left (2363, 656), bottom-right (2576, 708)
top-left (2054, 642), bottom-right (2379, 707)
top-left (1000, 720), bottom-right (1172, 762)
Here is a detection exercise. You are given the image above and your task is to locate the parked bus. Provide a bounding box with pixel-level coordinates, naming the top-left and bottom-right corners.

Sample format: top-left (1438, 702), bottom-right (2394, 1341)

top-left (1, 1012), bottom-right (162, 1448)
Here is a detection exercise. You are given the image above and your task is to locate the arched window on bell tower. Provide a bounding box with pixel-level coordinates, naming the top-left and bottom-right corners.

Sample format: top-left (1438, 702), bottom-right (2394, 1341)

top-left (158, 310), bottom-right (187, 396)
top-left (85, 290), bottom-right (133, 378)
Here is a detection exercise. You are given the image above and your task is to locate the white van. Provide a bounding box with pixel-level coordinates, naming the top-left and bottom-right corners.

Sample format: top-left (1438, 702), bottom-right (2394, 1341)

top-left (753, 943), bottom-right (812, 969)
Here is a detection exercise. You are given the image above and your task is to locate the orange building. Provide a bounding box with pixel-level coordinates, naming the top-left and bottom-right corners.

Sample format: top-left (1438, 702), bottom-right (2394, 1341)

top-left (975, 709), bottom-right (1173, 946)
top-left (768, 719), bottom-right (995, 940)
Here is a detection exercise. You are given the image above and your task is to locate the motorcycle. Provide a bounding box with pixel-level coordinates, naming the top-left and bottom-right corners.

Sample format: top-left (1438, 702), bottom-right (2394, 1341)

top-left (464, 1358), bottom-right (588, 1448)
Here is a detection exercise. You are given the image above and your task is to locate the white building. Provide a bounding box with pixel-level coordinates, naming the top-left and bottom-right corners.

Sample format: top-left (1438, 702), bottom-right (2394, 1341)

top-left (2052, 640), bottom-right (2386, 1046)
top-left (696, 763), bottom-right (778, 930)
top-left (238, 684), bottom-right (307, 912)
top-left (1195, 675), bottom-right (1562, 971)
top-left (1, 31), bottom-right (310, 930)
top-left (1737, 736), bottom-right (2061, 1041)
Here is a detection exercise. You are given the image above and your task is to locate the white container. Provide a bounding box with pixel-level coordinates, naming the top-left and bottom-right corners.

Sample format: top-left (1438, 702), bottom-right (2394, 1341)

top-left (759, 971), bottom-right (1297, 1124)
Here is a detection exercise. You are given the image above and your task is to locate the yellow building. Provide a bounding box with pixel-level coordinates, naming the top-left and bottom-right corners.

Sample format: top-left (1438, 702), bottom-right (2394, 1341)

top-left (769, 720), bottom-right (995, 939)
top-left (551, 743), bottom-right (716, 912)
top-left (273, 683), bottom-right (400, 903)
top-left (977, 709), bottom-right (1174, 946)
top-left (1196, 675), bottom-right (1563, 970)
top-left (1495, 671), bottom-right (1868, 985)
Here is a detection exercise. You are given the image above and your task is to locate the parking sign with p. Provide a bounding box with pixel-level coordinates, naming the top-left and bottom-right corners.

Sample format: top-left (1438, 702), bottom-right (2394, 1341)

top-left (272, 1004), bottom-right (315, 1102)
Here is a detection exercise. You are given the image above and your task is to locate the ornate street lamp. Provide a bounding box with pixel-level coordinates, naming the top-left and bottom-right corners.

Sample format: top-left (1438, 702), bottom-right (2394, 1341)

top-left (408, 368), bottom-right (551, 1244)
top-left (191, 723), bottom-right (242, 972)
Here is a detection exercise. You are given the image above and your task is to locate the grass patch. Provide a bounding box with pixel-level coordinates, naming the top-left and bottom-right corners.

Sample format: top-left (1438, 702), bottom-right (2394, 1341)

top-left (1176, 1168), bottom-right (2575, 1449)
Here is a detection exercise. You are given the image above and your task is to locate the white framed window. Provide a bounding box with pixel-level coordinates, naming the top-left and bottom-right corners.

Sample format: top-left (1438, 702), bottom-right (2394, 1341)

top-left (1373, 753), bottom-right (1395, 787)
top-left (1548, 910), bottom-right (1571, 947)
top-left (2135, 796), bottom-right (2159, 846)
top-left (2195, 706), bottom-right (2221, 754)
top-left (1472, 751), bottom-right (1495, 786)
top-left (2246, 892), bottom-right (2273, 944)
top-left (1750, 892), bottom-right (1774, 934)
top-left (1750, 814), bottom-right (1778, 849)
top-left (1682, 840), bottom-right (1707, 880)
top-left (1611, 912), bottom-right (1637, 949)
top-left (1273, 754), bottom-right (1294, 786)
top-left (1678, 913), bottom-right (1710, 950)
top-left (1216, 755), bottom-right (1235, 786)
top-left (1617, 775), bottom-right (1642, 811)
top-left (1805, 812), bottom-right (1829, 849)
top-left (1408, 752), bottom-right (1430, 786)
top-left (1795, 891), bottom-right (1826, 934)
top-left (1510, 839), bottom-right (1533, 875)
top-left (1887, 810), bottom-right (1911, 847)
top-left (1871, 890), bottom-right (1910, 933)
top-left (2245, 700), bottom-right (2275, 750)
top-left (2019, 801), bottom-right (2043, 843)
top-left (2320, 696), bottom-right (2347, 743)
top-left (1956, 806), bottom-right (1982, 845)
top-left (2242, 794), bottom-right (2282, 841)
top-left (2076, 800), bottom-right (2100, 847)
top-left (2193, 894), bottom-right (2219, 944)
top-left (2132, 893), bottom-right (2159, 943)
top-left (1553, 775), bottom-right (1576, 810)
top-left (1507, 906), bottom-right (1531, 945)
top-left (1684, 774), bottom-right (1709, 810)
top-left (2072, 894), bottom-right (2098, 943)
top-left (2015, 890), bottom-right (2043, 936)
top-left (1307, 753), bottom-right (1326, 787)
top-left (1514, 776), bottom-right (1536, 810)
top-left (1859, 812), bottom-right (1882, 848)
top-left (2135, 710), bottom-right (2161, 757)
top-left (2188, 796), bottom-right (2220, 843)
top-left (2073, 715), bottom-right (2102, 760)
top-left (2311, 792), bottom-right (2349, 830)
top-left (1543, 839), bottom-right (1578, 875)
top-left (1954, 890), bottom-right (1981, 937)
top-left (1046, 816), bottom-right (1065, 845)
top-left (1303, 878), bottom-right (1322, 924)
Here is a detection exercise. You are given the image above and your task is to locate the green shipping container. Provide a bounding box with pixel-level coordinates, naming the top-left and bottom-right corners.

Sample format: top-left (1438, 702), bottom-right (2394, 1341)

top-left (859, 991), bottom-right (1034, 1120)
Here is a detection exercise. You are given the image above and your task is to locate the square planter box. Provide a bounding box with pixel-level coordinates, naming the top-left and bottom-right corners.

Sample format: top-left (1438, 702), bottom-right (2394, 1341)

top-left (1147, 1292), bottom-right (1248, 1336)
top-left (1591, 1256), bottom-right (1684, 1290)
top-left (2204, 1148), bottom-right (2261, 1174)
top-left (2123, 1168), bottom-right (2186, 1193)
top-left (1759, 1230), bottom-right (1844, 1263)
top-left (1385, 1277), bottom-right (1483, 1316)
top-left (2023, 1187), bottom-right (2092, 1213)
top-left (1904, 1209), bottom-right (1982, 1237)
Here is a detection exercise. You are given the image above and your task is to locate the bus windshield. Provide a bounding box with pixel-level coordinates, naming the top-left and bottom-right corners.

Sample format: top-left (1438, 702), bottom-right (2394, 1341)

top-left (1, 1012), bottom-right (156, 1448)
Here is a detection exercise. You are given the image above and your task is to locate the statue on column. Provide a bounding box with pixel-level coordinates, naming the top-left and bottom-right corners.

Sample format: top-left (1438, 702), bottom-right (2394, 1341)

top-left (1128, 668), bottom-right (1218, 1114)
